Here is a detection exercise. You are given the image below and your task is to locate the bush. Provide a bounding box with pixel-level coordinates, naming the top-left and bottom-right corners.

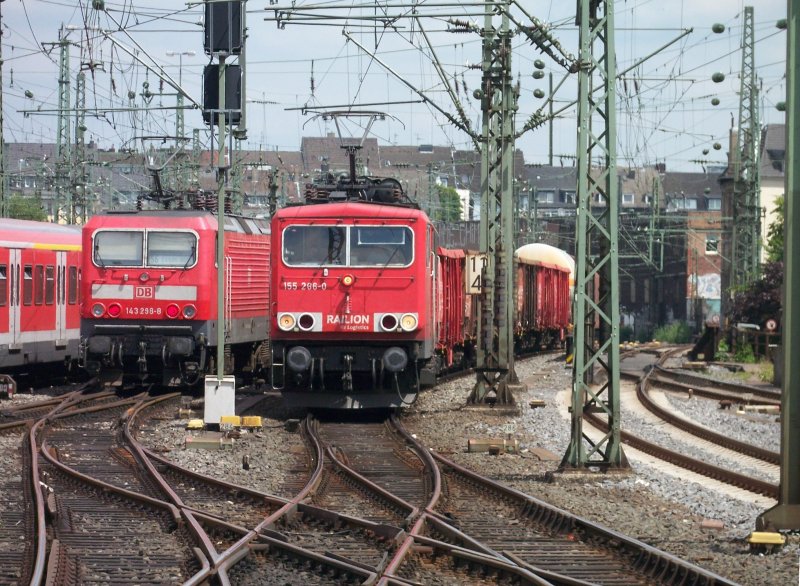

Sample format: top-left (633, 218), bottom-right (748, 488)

top-left (652, 321), bottom-right (693, 344)
top-left (734, 343), bottom-right (756, 364)
top-left (619, 325), bottom-right (634, 342)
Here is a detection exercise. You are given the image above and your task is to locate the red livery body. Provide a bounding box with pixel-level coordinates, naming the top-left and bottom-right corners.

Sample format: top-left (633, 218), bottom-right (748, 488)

top-left (80, 210), bottom-right (270, 386)
top-left (0, 219), bottom-right (82, 371)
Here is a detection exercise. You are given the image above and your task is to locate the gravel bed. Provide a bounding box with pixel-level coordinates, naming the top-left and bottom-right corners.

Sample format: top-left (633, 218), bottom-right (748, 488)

top-left (662, 391), bottom-right (780, 453)
top-left (616, 390), bottom-right (777, 483)
top-left (403, 354), bottom-right (796, 586)
top-left (140, 356), bottom-right (797, 585)
top-left (136, 394), bottom-right (305, 499)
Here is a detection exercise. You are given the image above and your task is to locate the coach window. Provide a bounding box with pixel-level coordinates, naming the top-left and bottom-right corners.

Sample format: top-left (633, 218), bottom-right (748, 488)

top-left (34, 265), bottom-right (44, 305)
top-left (283, 226), bottom-right (345, 266)
top-left (351, 226), bottom-right (413, 267)
top-left (147, 232), bottom-right (197, 267)
top-left (45, 266), bottom-right (55, 305)
top-left (23, 265), bottom-right (33, 306)
top-left (94, 231), bottom-right (144, 267)
top-left (0, 265), bottom-right (6, 306)
top-left (68, 266), bottom-right (78, 304)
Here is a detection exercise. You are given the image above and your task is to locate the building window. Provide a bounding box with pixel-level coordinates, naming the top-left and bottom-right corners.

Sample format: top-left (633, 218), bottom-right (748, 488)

top-left (536, 189), bottom-right (555, 204)
top-left (622, 193), bottom-right (635, 205)
top-left (706, 236), bottom-right (719, 255)
top-left (644, 194), bottom-right (653, 205)
top-left (560, 190), bottom-right (576, 204)
top-left (707, 198), bottom-right (721, 210)
top-left (685, 198), bottom-right (698, 210)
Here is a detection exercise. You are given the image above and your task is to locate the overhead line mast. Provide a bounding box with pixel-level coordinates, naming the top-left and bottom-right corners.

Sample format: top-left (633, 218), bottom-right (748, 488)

top-left (561, 0), bottom-right (627, 469)
top-left (731, 6), bottom-right (761, 288)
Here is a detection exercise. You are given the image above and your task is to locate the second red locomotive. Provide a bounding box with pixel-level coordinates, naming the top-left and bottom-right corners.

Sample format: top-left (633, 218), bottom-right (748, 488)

top-left (80, 210), bottom-right (271, 386)
top-left (270, 201), bottom-right (431, 408)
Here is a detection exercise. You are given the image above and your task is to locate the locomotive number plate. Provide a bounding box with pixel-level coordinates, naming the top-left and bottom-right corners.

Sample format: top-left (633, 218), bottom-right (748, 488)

top-left (124, 306), bottom-right (163, 316)
top-left (282, 281), bottom-right (328, 291)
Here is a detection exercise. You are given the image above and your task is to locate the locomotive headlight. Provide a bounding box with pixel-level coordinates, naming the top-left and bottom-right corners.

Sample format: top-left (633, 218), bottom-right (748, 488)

top-left (278, 313), bottom-right (296, 331)
top-left (182, 305), bottom-right (196, 319)
top-left (166, 304), bottom-right (180, 319)
top-left (297, 313), bottom-right (315, 331)
top-left (107, 303), bottom-right (121, 318)
top-left (400, 313), bottom-right (418, 332)
top-left (341, 274), bottom-right (355, 286)
top-left (380, 314), bottom-right (398, 332)
top-left (91, 303), bottom-right (105, 317)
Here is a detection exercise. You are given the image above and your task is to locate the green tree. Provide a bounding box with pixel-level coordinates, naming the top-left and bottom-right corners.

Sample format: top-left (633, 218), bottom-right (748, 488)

top-left (433, 184), bottom-right (463, 222)
top-left (7, 195), bottom-right (46, 222)
top-left (764, 194), bottom-right (784, 263)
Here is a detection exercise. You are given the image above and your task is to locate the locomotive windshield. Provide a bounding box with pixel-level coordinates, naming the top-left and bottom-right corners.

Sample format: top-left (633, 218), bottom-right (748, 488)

top-left (93, 230), bottom-right (197, 268)
top-left (282, 225), bottom-right (412, 267)
top-left (94, 231), bottom-right (144, 267)
top-left (283, 226), bottom-right (346, 266)
top-left (351, 226), bottom-right (412, 266)
top-left (147, 232), bottom-right (197, 267)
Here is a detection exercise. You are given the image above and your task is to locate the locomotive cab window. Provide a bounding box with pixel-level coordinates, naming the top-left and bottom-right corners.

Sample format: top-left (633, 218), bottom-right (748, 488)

top-left (351, 226), bottom-right (413, 267)
top-left (147, 232), bottom-right (197, 267)
top-left (94, 231), bottom-right (144, 267)
top-left (283, 226), bottom-right (345, 266)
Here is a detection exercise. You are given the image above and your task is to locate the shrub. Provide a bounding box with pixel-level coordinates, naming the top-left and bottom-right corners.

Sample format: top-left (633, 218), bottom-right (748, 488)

top-left (620, 325), bottom-right (635, 342)
top-left (734, 343), bottom-right (756, 364)
top-left (652, 322), bottom-right (693, 344)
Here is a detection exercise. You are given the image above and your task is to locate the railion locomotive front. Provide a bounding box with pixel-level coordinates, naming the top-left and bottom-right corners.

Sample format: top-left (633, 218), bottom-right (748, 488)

top-left (270, 200), bottom-right (435, 408)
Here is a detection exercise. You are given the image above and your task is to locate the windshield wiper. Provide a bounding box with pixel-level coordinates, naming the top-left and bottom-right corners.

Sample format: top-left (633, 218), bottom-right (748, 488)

top-left (94, 244), bottom-right (106, 268)
top-left (182, 244), bottom-right (196, 270)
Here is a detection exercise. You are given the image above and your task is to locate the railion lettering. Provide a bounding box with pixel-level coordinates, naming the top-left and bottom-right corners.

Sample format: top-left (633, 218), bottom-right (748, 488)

top-left (326, 314), bottom-right (370, 325)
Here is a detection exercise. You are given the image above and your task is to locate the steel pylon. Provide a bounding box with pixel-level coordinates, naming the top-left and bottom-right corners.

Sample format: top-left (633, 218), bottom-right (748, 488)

top-left (469, 1), bottom-right (521, 406)
top-left (561, 0), bottom-right (627, 469)
top-left (731, 6), bottom-right (761, 288)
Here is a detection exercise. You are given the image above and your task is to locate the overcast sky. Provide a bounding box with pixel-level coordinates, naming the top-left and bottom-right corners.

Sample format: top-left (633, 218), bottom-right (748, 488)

top-left (0, 0), bottom-right (788, 172)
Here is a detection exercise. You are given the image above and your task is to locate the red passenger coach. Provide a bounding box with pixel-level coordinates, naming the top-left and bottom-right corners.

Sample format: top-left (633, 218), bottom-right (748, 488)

top-left (270, 201), bottom-right (435, 408)
top-left (0, 219), bottom-right (82, 371)
top-left (80, 211), bottom-right (271, 386)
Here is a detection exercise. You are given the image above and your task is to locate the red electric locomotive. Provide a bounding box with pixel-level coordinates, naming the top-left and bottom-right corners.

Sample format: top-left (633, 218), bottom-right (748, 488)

top-left (270, 198), bottom-right (434, 408)
top-left (80, 210), bottom-right (271, 386)
top-left (0, 219), bottom-right (82, 372)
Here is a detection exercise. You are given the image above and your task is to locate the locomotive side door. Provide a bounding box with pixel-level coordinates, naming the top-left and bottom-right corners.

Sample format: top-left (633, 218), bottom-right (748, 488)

top-left (8, 249), bottom-right (21, 350)
top-left (55, 251), bottom-right (67, 346)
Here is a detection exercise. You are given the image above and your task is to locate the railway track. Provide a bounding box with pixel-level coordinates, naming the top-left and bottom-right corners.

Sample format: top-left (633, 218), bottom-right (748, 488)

top-left (586, 349), bottom-right (781, 499)
top-left (35, 392), bottom-right (211, 584)
top-left (0, 428), bottom-right (35, 584)
top-left (219, 414), bottom-right (735, 585)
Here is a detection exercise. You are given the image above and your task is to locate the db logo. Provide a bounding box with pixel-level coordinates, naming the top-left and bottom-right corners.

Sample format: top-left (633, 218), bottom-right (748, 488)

top-left (134, 286), bottom-right (154, 298)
